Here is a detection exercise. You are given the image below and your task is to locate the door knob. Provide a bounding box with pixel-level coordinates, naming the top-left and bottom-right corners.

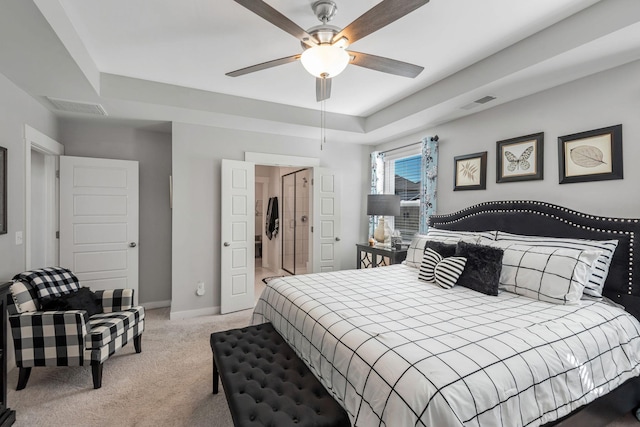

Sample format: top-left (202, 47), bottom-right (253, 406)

top-left (129, 242), bottom-right (137, 248)
top-left (223, 242), bottom-right (231, 247)
top-left (335, 237), bottom-right (341, 242)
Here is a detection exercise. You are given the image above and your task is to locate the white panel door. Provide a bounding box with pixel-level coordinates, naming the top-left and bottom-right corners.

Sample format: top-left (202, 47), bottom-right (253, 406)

top-left (60, 156), bottom-right (139, 301)
top-left (221, 159), bottom-right (255, 314)
top-left (312, 168), bottom-right (341, 273)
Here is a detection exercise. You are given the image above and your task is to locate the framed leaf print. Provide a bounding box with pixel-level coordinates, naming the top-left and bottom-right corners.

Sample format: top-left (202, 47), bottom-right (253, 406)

top-left (454, 151), bottom-right (487, 191)
top-left (496, 132), bottom-right (544, 183)
top-left (558, 124), bottom-right (622, 184)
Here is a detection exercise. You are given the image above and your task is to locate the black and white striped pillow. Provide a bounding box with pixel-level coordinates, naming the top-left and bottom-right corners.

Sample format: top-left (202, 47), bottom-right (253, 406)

top-left (418, 248), bottom-right (467, 289)
top-left (495, 232), bottom-right (617, 299)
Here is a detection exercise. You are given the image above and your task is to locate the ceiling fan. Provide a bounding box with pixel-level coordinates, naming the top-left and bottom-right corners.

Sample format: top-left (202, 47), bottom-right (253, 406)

top-left (227, 0), bottom-right (429, 102)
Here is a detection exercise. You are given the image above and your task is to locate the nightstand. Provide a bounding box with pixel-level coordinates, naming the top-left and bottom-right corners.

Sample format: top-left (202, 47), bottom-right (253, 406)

top-left (356, 243), bottom-right (407, 269)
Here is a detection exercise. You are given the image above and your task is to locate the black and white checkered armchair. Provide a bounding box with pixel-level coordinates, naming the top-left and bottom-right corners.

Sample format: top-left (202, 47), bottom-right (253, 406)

top-left (7, 267), bottom-right (145, 389)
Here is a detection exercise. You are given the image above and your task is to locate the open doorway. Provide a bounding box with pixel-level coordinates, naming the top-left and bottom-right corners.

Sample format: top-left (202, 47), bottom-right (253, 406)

top-left (221, 153), bottom-right (340, 314)
top-left (24, 125), bottom-right (64, 270)
top-left (253, 165), bottom-right (312, 302)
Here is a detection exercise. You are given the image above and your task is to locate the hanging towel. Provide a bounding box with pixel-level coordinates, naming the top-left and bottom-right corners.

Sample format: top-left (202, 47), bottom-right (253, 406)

top-left (265, 197), bottom-right (279, 240)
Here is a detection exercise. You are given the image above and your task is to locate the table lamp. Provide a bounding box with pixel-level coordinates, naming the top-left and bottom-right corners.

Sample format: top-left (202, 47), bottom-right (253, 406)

top-left (367, 194), bottom-right (401, 245)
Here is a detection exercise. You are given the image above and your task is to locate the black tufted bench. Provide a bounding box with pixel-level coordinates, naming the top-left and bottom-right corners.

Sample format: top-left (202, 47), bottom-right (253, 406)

top-left (210, 322), bottom-right (350, 427)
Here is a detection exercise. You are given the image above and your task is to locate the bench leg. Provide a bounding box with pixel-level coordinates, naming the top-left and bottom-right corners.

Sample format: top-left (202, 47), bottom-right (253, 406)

top-left (16, 367), bottom-right (31, 390)
top-left (92, 363), bottom-right (103, 389)
top-left (212, 356), bottom-right (219, 395)
top-left (134, 334), bottom-right (142, 353)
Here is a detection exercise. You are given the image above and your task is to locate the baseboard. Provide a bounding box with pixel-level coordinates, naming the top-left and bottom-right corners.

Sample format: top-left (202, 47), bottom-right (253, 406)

top-left (141, 300), bottom-right (171, 310)
top-left (169, 306), bottom-right (220, 320)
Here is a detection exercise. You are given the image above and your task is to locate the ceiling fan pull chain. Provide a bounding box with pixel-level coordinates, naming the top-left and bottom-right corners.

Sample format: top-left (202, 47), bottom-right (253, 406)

top-left (321, 99), bottom-right (326, 151)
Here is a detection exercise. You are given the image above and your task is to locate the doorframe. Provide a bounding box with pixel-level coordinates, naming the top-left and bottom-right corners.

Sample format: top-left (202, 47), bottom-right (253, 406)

top-left (255, 176), bottom-right (269, 269)
top-left (24, 125), bottom-right (64, 270)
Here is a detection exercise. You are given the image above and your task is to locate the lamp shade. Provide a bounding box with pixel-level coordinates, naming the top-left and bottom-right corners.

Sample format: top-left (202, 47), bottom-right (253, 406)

top-left (367, 194), bottom-right (401, 216)
top-left (300, 44), bottom-right (350, 78)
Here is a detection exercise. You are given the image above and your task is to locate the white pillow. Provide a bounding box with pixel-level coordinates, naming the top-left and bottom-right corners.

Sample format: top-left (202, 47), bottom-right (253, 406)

top-left (405, 229), bottom-right (496, 268)
top-left (490, 240), bottom-right (601, 304)
top-left (427, 228), bottom-right (497, 241)
top-left (495, 231), bottom-right (618, 299)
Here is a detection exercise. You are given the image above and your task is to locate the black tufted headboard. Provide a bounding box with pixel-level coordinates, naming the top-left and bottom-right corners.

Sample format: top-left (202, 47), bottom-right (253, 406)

top-left (429, 200), bottom-right (640, 320)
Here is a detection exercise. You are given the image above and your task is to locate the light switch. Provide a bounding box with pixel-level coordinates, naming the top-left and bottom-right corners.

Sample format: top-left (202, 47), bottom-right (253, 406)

top-left (15, 231), bottom-right (23, 245)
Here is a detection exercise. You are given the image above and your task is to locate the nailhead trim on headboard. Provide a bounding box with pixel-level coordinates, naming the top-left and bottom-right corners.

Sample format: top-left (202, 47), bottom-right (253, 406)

top-left (429, 201), bottom-right (639, 299)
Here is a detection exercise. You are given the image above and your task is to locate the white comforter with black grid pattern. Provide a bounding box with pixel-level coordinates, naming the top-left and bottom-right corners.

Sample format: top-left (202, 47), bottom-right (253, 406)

top-left (252, 265), bottom-right (640, 427)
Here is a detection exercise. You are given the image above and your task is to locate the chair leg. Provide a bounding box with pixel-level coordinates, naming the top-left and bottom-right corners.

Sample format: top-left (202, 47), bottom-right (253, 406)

top-left (16, 367), bottom-right (31, 390)
top-left (134, 334), bottom-right (142, 353)
top-left (92, 363), bottom-right (103, 389)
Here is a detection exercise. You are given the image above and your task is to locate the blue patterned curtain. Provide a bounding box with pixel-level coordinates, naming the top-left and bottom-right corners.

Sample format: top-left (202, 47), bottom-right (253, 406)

top-left (419, 136), bottom-right (438, 234)
top-left (369, 151), bottom-right (385, 236)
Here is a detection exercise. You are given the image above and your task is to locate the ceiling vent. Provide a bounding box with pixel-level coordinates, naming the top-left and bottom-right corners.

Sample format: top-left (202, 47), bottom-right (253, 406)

top-left (46, 97), bottom-right (108, 116)
top-left (460, 95), bottom-right (497, 110)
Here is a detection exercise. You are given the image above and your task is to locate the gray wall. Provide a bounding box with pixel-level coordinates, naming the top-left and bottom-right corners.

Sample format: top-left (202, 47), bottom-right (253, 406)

top-left (58, 120), bottom-right (172, 305)
top-left (171, 122), bottom-right (370, 317)
top-left (0, 72), bottom-right (58, 370)
top-left (377, 59), bottom-right (640, 219)
top-left (0, 73), bottom-right (58, 281)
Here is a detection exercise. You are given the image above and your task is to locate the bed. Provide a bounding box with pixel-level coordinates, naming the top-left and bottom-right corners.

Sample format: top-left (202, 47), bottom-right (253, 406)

top-left (252, 200), bottom-right (640, 426)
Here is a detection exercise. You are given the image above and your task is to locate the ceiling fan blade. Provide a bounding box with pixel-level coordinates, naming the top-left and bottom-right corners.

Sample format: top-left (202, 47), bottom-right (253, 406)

top-left (332, 0), bottom-right (429, 46)
top-left (349, 51), bottom-right (424, 78)
top-left (226, 54), bottom-right (301, 77)
top-left (234, 0), bottom-right (317, 47)
top-left (316, 77), bottom-right (332, 102)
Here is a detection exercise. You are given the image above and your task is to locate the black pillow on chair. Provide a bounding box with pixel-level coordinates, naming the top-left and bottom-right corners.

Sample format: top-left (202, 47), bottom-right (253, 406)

top-left (40, 287), bottom-right (103, 316)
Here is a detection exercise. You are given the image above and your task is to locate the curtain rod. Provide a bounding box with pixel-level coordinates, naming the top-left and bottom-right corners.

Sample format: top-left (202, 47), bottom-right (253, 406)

top-left (379, 135), bottom-right (439, 155)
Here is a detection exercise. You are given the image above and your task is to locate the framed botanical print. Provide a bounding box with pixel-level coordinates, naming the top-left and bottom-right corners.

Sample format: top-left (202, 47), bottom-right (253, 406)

top-left (558, 124), bottom-right (623, 184)
top-left (454, 151), bottom-right (487, 191)
top-left (496, 132), bottom-right (544, 183)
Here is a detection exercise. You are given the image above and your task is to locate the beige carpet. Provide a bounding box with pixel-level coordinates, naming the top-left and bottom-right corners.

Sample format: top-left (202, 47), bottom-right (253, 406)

top-left (7, 307), bottom-right (640, 427)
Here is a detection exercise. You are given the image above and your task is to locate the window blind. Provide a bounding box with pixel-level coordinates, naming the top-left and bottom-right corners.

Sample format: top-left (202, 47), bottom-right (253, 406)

top-left (393, 155), bottom-right (420, 241)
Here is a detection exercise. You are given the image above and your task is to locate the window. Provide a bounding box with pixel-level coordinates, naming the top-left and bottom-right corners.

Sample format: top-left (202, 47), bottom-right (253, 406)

top-left (384, 153), bottom-right (421, 241)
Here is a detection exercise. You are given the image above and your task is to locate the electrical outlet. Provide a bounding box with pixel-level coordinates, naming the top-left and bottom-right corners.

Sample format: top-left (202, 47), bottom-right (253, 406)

top-left (196, 281), bottom-right (205, 296)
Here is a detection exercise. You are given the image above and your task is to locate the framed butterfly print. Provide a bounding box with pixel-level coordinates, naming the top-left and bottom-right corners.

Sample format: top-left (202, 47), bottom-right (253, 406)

top-left (496, 132), bottom-right (544, 183)
top-left (558, 124), bottom-right (623, 184)
top-left (454, 151), bottom-right (487, 191)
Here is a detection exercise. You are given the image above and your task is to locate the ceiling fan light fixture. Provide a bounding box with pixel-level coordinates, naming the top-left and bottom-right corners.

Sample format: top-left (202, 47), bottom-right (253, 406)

top-left (300, 44), bottom-right (350, 78)
top-left (334, 36), bottom-right (349, 49)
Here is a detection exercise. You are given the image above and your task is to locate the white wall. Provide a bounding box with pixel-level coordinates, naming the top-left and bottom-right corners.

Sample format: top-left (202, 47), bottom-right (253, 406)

top-left (58, 120), bottom-right (173, 305)
top-left (171, 123), bottom-right (369, 316)
top-left (377, 59), bottom-right (640, 219)
top-left (0, 73), bottom-right (58, 281)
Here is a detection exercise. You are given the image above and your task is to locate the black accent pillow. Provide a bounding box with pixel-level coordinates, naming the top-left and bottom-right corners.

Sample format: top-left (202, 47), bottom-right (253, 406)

top-left (424, 240), bottom-right (457, 258)
top-left (455, 241), bottom-right (503, 296)
top-left (40, 287), bottom-right (103, 316)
